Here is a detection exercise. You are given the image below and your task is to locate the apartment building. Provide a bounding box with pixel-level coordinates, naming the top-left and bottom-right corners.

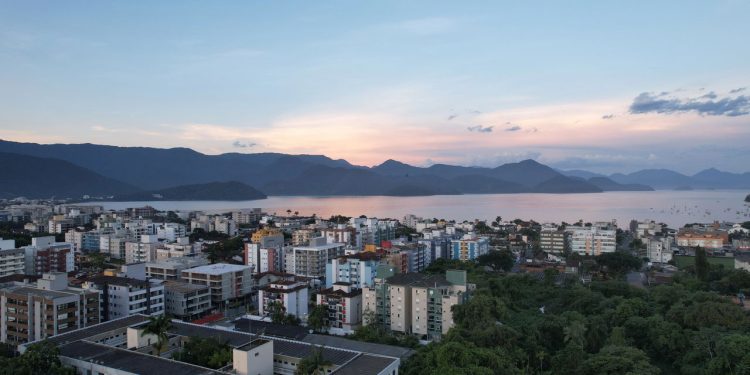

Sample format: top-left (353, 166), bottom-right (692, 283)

top-left (258, 279), bottom-right (309, 320)
top-left (325, 252), bottom-right (380, 289)
top-left (245, 243), bottom-right (282, 273)
top-left (285, 237), bottom-right (345, 279)
top-left (292, 229), bottom-right (316, 246)
top-left (125, 235), bottom-right (161, 264)
top-left (316, 282), bottom-right (362, 334)
top-left (537, 224), bottom-right (566, 254)
top-left (82, 276), bottom-right (165, 321)
top-left (251, 228), bottom-right (284, 248)
top-left (363, 268), bottom-right (472, 340)
top-left (181, 263), bottom-right (252, 307)
top-left (163, 280), bottom-right (212, 321)
top-left (321, 227), bottom-right (358, 248)
top-left (23, 236), bottom-right (75, 276)
top-left (0, 248), bottom-right (25, 276)
top-left (0, 273), bottom-right (100, 345)
top-left (450, 236), bottom-right (489, 261)
top-left (568, 222), bottom-right (618, 256)
top-left (146, 256), bottom-right (209, 281)
top-left (233, 208), bottom-right (263, 225)
top-left (645, 236), bottom-right (673, 263)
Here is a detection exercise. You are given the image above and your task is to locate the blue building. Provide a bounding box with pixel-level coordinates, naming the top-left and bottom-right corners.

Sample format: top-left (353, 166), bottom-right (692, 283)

top-left (325, 252), bottom-right (380, 289)
top-left (450, 237), bottom-right (490, 261)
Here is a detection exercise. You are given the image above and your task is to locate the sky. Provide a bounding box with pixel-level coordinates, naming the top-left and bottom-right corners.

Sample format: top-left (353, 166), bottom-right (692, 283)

top-left (1, 1), bottom-right (749, 174)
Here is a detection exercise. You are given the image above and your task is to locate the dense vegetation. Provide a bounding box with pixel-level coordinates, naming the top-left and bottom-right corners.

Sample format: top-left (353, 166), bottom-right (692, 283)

top-left (173, 337), bottom-right (232, 369)
top-left (401, 259), bottom-right (750, 374)
top-left (0, 341), bottom-right (73, 375)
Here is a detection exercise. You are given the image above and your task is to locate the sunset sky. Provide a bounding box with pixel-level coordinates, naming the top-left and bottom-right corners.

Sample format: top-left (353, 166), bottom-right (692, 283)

top-left (1, 1), bottom-right (748, 174)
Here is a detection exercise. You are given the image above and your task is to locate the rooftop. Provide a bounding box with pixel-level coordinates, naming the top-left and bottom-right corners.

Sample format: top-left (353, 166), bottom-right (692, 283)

top-left (333, 354), bottom-right (397, 374)
top-left (44, 315), bottom-right (151, 346)
top-left (385, 273), bottom-right (453, 288)
top-left (164, 280), bottom-right (210, 293)
top-left (85, 275), bottom-right (155, 288)
top-left (59, 340), bottom-right (225, 375)
top-left (183, 263), bottom-right (250, 275)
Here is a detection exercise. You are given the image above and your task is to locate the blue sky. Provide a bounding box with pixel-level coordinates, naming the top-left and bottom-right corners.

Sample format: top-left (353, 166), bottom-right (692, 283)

top-left (1, 1), bottom-right (748, 173)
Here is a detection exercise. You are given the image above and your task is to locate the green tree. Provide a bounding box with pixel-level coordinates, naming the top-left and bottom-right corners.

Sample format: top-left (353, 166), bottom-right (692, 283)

top-left (9, 341), bottom-right (74, 375)
top-left (172, 337), bottom-right (232, 369)
top-left (477, 250), bottom-right (515, 272)
top-left (141, 314), bottom-right (172, 356)
top-left (307, 304), bottom-right (327, 332)
top-left (296, 346), bottom-right (332, 375)
top-left (695, 247), bottom-right (709, 281)
top-left (580, 345), bottom-right (660, 375)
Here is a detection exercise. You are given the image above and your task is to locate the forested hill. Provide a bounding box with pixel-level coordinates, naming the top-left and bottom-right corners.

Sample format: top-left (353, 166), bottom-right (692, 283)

top-left (392, 255), bottom-right (750, 374)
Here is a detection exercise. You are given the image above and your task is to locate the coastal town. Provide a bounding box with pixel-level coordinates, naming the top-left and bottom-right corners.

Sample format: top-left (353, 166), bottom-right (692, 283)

top-left (1, 197), bottom-right (749, 374)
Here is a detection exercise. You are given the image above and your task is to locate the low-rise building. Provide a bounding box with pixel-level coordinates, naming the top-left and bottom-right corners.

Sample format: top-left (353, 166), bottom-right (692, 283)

top-left (677, 228), bottom-right (728, 249)
top-left (645, 236), bottom-right (673, 263)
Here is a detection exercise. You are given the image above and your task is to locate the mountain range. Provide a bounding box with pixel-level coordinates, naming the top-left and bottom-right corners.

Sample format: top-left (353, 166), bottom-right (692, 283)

top-left (0, 139), bottom-right (747, 200)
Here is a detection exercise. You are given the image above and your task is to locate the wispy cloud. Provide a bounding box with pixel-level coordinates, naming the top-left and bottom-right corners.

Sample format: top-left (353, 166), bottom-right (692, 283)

top-left (602, 114), bottom-right (615, 120)
top-left (505, 125), bottom-right (522, 132)
top-left (467, 125), bottom-right (493, 133)
top-left (730, 87), bottom-right (747, 94)
top-left (232, 140), bottom-right (256, 148)
top-left (629, 89), bottom-right (750, 117)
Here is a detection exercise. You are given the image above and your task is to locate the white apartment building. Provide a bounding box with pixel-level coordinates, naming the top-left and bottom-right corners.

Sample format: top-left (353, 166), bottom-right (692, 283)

top-left (82, 276), bottom-right (165, 321)
top-left (245, 243), bottom-right (282, 273)
top-left (284, 237), bottom-right (345, 279)
top-left (258, 279), bottom-right (309, 320)
top-left (567, 222), bottom-right (617, 256)
top-left (645, 236), bottom-right (673, 263)
top-left (316, 282), bottom-right (362, 335)
top-left (0, 248), bottom-right (25, 276)
top-left (181, 263), bottom-right (252, 307)
top-left (125, 235), bottom-right (161, 264)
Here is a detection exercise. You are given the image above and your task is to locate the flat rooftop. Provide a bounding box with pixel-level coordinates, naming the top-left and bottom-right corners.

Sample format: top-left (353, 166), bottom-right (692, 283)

top-left (183, 263), bottom-right (250, 275)
top-left (44, 315), bottom-right (151, 346)
top-left (59, 340), bottom-right (226, 375)
top-left (164, 280), bottom-right (209, 293)
top-left (333, 354), bottom-right (397, 374)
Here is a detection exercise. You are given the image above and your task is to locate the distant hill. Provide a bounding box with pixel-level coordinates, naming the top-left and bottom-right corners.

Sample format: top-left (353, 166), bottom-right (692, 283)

top-left (3, 139), bottom-right (747, 196)
top-left (608, 168), bottom-right (750, 190)
top-left (586, 177), bottom-right (654, 191)
top-left (0, 152), bottom-right (138, 199)
top-left (110, 181), bottom-right (266, 201)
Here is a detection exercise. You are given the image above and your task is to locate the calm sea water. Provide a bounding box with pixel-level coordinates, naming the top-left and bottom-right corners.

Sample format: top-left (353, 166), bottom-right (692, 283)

top-left (87, 190), bottom-right (750, 229)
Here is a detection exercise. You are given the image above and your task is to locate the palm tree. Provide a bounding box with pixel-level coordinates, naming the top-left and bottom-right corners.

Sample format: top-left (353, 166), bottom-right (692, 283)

top-left (296, 346), bottom-right (332, 375)
top-left (141, 315), bottom-right (172, 356)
